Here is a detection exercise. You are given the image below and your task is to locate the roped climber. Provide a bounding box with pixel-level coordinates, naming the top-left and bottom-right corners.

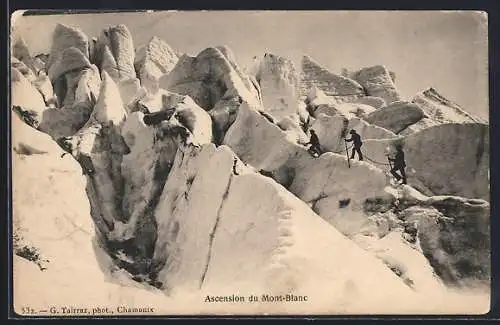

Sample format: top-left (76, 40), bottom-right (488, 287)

top-left (305, 129), bottom-right (322, 157)
top-left (344, 129), bottom-right (363, 161)
top-left (388, 144), bottom-right (407, 185)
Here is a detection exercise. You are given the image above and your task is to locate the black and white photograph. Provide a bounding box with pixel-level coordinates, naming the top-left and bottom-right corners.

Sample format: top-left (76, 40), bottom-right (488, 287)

top-left (10, 10), bottom-right (490, 315)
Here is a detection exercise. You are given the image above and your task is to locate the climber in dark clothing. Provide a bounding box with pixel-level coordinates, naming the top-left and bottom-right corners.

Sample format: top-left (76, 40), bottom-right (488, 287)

top-left (306, 129), bottom-right (322, 156)
top-left (388, 145), bottom-right (407, 184)
top-left (345, 129), bottom-right (363, 161)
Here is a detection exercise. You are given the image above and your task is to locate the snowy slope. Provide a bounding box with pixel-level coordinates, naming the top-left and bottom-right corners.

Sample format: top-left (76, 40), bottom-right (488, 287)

top-left (412, 88), bottom-right (486, 124)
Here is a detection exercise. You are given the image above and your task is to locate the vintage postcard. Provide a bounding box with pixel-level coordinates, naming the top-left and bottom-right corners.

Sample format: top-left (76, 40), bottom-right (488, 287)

top-left (10, 10), bottom-right (490, 316)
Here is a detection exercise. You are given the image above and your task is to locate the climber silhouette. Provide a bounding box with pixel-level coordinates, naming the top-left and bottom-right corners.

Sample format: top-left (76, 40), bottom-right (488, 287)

top-left (306, 129), bottom-right (322, 157)
top-left (388, 144), bottom-right (407, 185)
top-left (345, 129), bottom-right (363, 161)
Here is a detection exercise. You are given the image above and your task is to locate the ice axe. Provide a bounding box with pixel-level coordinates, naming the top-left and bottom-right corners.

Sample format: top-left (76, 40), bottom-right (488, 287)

top-left (384, 146), bottom-right (393, 170)
top-left (344, 139), bottom-right (351, 168)
top-left (387, 155), bottom-right (393, 170)
top-left (385, 153), bottom-right (393, 170)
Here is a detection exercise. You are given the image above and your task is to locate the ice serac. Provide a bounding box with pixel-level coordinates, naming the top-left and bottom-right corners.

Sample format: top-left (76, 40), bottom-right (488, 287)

top-left (352, 186), bottom-right (487, 294)
top-left (67, 70), bottom-right (128, 240)
top-left (110, 112), bottom-right (177, 276)
top-left (152, 144), bottom-right (235, 292)
top-left (402, 85), bottom-right (486, 136)
top-left (202, 172), bottom-right (420, 313)
top-left (221, 102), bottom-right (489, 298)
top-left (305, 87), bottom-right (376, 119)
top-left (415, 196), bottom-right (490, 289)
top-left (351, 65), bottom-right (401, 105)
top-left (11, 57), bottom-right (36, 82)
top-left (215, 45), bottom-right (260, 103)
top-left (76, 66), bottom-right (102, 105)
top-left (95, 24), bottom-right (136, 81)
top-left (223, 103), bottom-right (395, 236)
top-left (117, 78), bottom-right (144, 107)
top-left (32, 73), bottom-right (55, 105)
top-left (48, 47), bottom-right (92, 83)
top-left (11, 67), bottom-right (47, 128)
top-left (159, 46), bottom-right (261, 142)
top-left (352, 230), bottom-right (447, 294)
top-left (398, 117), bottom-right (440, 136)
top-left (12, 43), bottom-right (55, 106)
top-left (12, 36), bottom-right (36, 73)
top-left (12, 117), bottom-right (167, 311)
top-left (62, 63), bottom-right (100, 109)
top-left (311, 113), bottom-right (396, 154)
top-left (300, 56), bottom-right (365, 104)
top-left (335, 103), bottom-right (377, 118)
top-left (39, 65), bottom-right (101, 138)
top-left (131, 88), bottom-right (174, 113)
top-left (305, 86), bottom-right (340, 117)
top-left (223, 102), bottom-right (303, 175)
top-left (134, 36), bottom-right (179, 93)
top-left (411, 87), bottom-right (486, 124)
top-left (277, 116), bottom-right (309, 144)
top-left (33, 57), bottom-right (47, 74)
top-left (209, 97), bottom-right (245, 144)
top-left (171, 96), bottom-right (213, 145)
top-left (253, 53), bottom-right (300, 121)
top-left (91, 71), bottom-right (126, 124)
top-left (352, 96), bottom-right (387, 109)
top-left (160, 46), bottom-right (261, 110)
top-left (403, 123), bottom-right (489, 201)
top-left (391, 189), bottom-right (490, 289)
top-left (205, 159), bottom-right (485, 313)
top-left (364, 101), bottom-right (425, 134)
top-left (47, 23), bottom-right (89, 71)
top-left (362, 123), bottom-right (489, 200)
top-left (129, 89), bottom-right (213, 145)
top-left (287, 153), bottom-right (395, 237)
top-left (72, 73), bottom-right (213, 279)
top-left (12, 113), bottom-right (64, 156)
top-left (93, 24), bottom-right (143, 105)
top-left (148, 142), bottom-right (417, 312)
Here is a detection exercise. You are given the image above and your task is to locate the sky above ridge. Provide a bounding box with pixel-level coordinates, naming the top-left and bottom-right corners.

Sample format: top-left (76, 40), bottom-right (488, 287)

top-left (12, 10), bottom-right (489, 120)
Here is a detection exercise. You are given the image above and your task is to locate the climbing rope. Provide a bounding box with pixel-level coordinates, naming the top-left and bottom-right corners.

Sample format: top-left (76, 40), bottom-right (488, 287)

top-left (305, 138), bottom-right (392, 168)
top-left (340, 144), bottom-right (392, 167)
top-left (360, 151), bottom-right (393, 167)
top-left (304, 142), bottom-right (353, 155)
top-left (336, 141), bottom-right (406, 190)
top-left (332, 143), bottom-right (353, 154)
